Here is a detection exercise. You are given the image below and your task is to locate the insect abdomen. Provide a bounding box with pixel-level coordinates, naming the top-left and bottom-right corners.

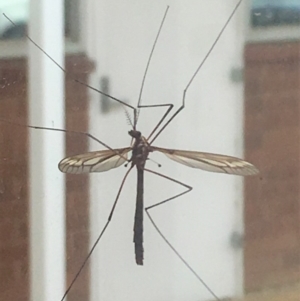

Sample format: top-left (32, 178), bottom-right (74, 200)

top-left (134, 168), bottom-right (144, 265)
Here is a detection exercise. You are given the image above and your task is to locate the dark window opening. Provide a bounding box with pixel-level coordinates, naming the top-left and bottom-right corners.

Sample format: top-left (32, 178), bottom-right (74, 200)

top-left (251, 0), bottom-right (300, 27)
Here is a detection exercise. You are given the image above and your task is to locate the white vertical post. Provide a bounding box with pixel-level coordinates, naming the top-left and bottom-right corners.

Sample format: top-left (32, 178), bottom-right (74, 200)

top-left (28, 0), bottom-right (65, 301)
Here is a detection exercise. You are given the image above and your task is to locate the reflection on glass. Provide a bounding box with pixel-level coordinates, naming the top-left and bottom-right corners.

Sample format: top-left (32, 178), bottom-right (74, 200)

top-left (251, 0), bottom-right (300, 27)
top-left (0, 0), bottom-right (76, 40)
top-left (0, 0), bottom-right (28, 39)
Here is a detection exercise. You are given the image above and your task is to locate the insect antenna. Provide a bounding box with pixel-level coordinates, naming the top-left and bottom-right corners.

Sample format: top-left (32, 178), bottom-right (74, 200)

top-left (123, 105), bottom-right (134, 128)
top-left (122, 105), bottom-right (136, 147)
top-left (147, 0), bottom-right (243, 144)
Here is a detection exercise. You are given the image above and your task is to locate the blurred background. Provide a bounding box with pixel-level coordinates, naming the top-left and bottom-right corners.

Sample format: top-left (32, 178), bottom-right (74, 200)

top-left (0, 0), bottom-right (299, 301)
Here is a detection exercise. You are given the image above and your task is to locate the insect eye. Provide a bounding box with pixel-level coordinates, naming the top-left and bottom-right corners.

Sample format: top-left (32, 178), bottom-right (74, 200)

top-left (128, 130), bottom-right (141, 138)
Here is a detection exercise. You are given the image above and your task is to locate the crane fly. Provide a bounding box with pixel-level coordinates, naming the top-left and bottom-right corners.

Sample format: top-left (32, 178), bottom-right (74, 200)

top-left (59, 130), bottom-right (258, 266)
top-left (2, 1), bottom-right (258, 300)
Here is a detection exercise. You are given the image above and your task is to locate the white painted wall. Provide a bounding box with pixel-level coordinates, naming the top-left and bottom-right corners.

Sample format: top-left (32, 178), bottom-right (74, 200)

top-left (85, 1), bottom-right (247, 300)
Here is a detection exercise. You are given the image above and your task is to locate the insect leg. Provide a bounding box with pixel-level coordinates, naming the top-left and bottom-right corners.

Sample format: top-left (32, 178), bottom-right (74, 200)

top-left (2, 13), bottom-right (137, 124)
top-left (148, 0), bottom-right (243, 145)
top-left (0, 118), bottom-right (129, 162)
top-left (60, 166), bottom-right (133, 301)
top-left (144, 168), bottom-right (221, 301)
top-left (144, 168), bottom-right (192, 209)
top-left (133, 7), bottom-right (175, 137)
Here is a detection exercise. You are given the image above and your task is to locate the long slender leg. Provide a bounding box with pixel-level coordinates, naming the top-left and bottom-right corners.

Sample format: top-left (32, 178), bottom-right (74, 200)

top-left (144, 168), bottom-right (192, 209)
top-left (3, 13), bottom-right (137, 124)
top-left (60, 166), bottom-right (133, 301)
top-left (133, 6), bottom-right (175, 138)
top-left (136, 6), bottom-right (169, 109)
top-left (145, 211), bottom-right (220, 301)
top-left (148, 0), bottom-right (243, 145)
top-left (137, 0), bottom-right (242, 144)
top-left (141, 103), bottom-right (174, 141)
top-left (0, 118), bottom-right (129, 161)
top-left (144, 168), bottom-right (220, 301)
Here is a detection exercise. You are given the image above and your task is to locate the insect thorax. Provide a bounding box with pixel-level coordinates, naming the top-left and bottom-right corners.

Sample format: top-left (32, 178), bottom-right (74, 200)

top-left (129, 131), bottom-right (151, 169)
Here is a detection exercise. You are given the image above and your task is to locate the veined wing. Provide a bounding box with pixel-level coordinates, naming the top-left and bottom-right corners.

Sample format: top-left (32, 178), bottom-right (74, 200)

top-left (152, 147), bottom-right (259, 176)
top-left (59, 147), bottom-right (131, 174)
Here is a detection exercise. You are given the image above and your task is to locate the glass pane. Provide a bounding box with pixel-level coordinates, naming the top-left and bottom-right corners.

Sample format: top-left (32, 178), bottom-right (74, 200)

top-left (0, 0), bottom-right (28, 39)
top-left (0, 0), bottom-right (77, 40)
top-left (251, 0), bottom-right (300, 27)
top-left (1, 1), bottom-right (299, 301)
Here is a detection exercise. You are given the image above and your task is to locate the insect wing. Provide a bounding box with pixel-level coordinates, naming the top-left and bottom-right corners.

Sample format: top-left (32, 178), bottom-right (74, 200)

top-left (59, 147), bottom-right (131, 174)
top-left (153, 147), bottom-right (259, 176)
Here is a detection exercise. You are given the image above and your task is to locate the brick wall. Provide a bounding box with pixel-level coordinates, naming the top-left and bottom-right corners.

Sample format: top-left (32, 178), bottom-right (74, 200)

top-left (244, 42), bottom-right (300, 292)
top-left (0, 55), bottom-right (93, 301)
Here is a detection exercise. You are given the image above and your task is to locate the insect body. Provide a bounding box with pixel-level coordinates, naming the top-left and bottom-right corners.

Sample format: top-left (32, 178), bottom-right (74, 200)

top-left (129, 130), bottom-right (151, 265)
top-left (58, 128), bottom-right (258, 266)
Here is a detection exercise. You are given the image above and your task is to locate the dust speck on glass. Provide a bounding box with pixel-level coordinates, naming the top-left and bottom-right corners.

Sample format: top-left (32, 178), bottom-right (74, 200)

top-left (251, 0), bottom-right (300, 27)
top-left (0, 0), bottom-right (77, 40)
